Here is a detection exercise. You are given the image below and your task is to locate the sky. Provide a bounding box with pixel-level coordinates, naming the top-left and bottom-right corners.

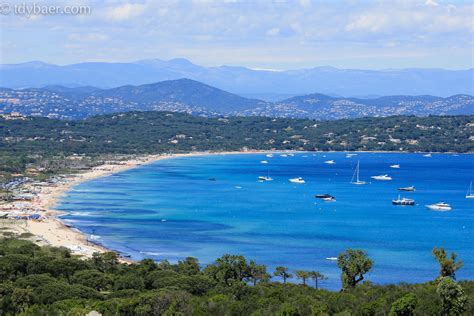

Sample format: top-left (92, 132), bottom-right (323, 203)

top-left (0, 0), bottom-right (473, 70)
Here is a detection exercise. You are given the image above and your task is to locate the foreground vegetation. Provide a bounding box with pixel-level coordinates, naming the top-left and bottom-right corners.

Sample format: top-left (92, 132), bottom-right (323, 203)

top-left (0, 238), bottom-right (472, 315)
top-left (1, 112), bottom-right (472, 180)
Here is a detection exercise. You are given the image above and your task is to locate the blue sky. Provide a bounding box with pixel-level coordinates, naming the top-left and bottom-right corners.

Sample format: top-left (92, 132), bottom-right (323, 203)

top-left (0, 0), bottom-right (473, 69)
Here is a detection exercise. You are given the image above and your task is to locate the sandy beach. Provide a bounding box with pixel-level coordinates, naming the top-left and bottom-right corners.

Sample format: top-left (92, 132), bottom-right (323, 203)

top-left (1, 150), bottom-right (270, 259)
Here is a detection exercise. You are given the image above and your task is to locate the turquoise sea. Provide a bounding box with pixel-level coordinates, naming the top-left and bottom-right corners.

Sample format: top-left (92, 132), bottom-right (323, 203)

top-left (58, 152), bottom-right (474, 289)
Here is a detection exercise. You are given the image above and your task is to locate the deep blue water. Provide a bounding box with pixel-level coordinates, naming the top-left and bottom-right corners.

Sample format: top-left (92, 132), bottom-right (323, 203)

top-left (58, 152), bottom-right (474, 289)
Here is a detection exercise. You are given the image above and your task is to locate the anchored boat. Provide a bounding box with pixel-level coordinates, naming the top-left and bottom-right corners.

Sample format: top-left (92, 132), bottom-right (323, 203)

top-left (426, 202), bottom-right (452, 211)
top-left (371, 174), bottom-right (392, 181)
top-left (398, 186), bottom-right (416, 192)
top-left (351, 161), bottom-right (366, 185)
top-left (392, 195), bottom-right (415, 206)
top-left (315, 194), bottom-right (336, 202)
top-left (289, 177), bottom-right (305, 184)
top-left (466, 182), bottom-right (474, 199)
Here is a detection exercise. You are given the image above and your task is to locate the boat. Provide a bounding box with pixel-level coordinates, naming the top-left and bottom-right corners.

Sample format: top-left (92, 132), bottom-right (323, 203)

top-left (260, 160), bottom-right (268, 164)
top-left (209, 178), bottom-right (217, 181)
top-left (289, 177), bottom-right (305, 184)
top-left (390, 164), bottom-right (400, 169)
top-left (466, 182), bottom-right (474, 199)
top-left (398, 186), bottom-right (416, 192)
top-left (371, 174), bottom-right (392, 181)
top-left (258, 175), bottom-right (273, 182)
top-left (392, 195), bottom-right (415, 206)
top-left (346, 153), bottom-right (357, 158)
top-left (324, 160), bottom-right (335, 164)
top-left (325, 257), bottom-right (338, 261)
top-left (350, 161), bottom-right (366, 185)
top-left (266, 154), bottom-right (273, 158)
top-left (315, 194), bottom-right (336, 202)
top-left (426, 202), bottom-right (452, 211)
top-left (423, 153), bottom-right (432, 158)
top-left (280, 154), bottom-right (288, 157)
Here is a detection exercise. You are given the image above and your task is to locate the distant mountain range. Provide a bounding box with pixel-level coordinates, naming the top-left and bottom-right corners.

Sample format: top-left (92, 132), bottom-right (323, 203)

top-left (1, 59), bottom-right (473, 97)
top-left (1, 79), bottom-right (473, 120)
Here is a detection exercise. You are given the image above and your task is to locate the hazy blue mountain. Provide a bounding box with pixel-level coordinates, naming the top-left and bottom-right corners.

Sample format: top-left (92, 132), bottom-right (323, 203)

top-left (91, 79), bottom-right (262, 112)
top-left (0, 79), bottom-right (472, 120)
top-left (1, 59), bottom-right (472, 97)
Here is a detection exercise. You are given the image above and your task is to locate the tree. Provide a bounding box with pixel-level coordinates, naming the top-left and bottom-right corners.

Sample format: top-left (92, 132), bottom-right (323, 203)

top-left (90, 252), bottom-right (119, 273)
top-left (436, 277), bottom-right (467, 315)
top-left (295, 270), bottom-right (311, 285)
top-left (71, 269), bottom-right (111, 291)
top-left (309, 271), bottom-right (327, 289)
top-left (273, 266), bottom-right (292, 284)
top-left (432, 248), bottom-right (463, 279)
top-left (246, 260), bottom-right (270, 285)
top-left (10, 288), bottom-right (34, 314)
top-left (337, 249), bottom-right (373, 290)
top-left (204, 254), bottom-right (249, 286)
top-left (114, 272), bottom-right (145, 291)
top-left (389, 293), bottom-right (418, 316)
top-left (177, 257), bottom-right (200, 276)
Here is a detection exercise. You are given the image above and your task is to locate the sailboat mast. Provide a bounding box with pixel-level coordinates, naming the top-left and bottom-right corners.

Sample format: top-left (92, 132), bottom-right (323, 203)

top-left (356, 161), bottom-right (360, 182)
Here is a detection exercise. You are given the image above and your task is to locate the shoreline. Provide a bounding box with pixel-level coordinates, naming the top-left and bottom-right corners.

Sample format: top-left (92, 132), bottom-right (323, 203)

top-left (2, 149), bottom-right (470, 259)
top-left (1, 150), bottom-right (271, 259)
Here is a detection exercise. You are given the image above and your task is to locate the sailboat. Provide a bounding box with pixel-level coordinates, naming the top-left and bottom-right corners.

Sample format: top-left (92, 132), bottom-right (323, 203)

top-left (466, 182), bottom-right (474, 199)
top-left (351, 161), bottom-right (366, 185)
top-left (258, 170), bottom-right (273, 182)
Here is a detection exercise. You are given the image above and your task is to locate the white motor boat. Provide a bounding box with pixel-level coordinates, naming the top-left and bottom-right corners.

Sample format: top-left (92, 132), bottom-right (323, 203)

top-left (289, 177), bottom-right (305, 184)
top-left (324, 160), bottom-right (336, 164)
top-left (390, 164), bottom-right (400, 169)
top-left (371, 174), bottom-right (392, 181)
top-left (426, 202), bottom-right (452, 211)
top-left (260, 160), bottom-right (268, 164)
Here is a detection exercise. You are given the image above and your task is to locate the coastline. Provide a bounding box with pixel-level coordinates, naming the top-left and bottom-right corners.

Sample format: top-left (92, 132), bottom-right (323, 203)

top-left (3, 149), bottom-right (469, 260)
top-left (2, 151), bottom-right (269, 259)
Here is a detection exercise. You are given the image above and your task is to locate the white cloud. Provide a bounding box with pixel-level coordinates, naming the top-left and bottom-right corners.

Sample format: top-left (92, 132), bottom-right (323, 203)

top-left (425, 0), bottom-right (439, 7)
top-left (69, 33), bottom-right (109, 42)
top-left (105, 3), bottom-right (146, 21)
top-left (266, 28), bottom-right (280, 36)
top-left (345, 13), bottom-right (390, 33)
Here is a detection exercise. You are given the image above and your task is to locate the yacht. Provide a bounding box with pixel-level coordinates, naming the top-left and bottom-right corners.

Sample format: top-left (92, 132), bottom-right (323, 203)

top-left (392, 195), bottom-right (415, 206)
top-left (315, 194), bottom-right (336, 202)
top-left (426, 202), bottom-right (452, 211)
top-left (351, 161), bottom-right (366, 185)
top-left (390, 164), bottom-right (400, 169)
top-left (260, 160), bottom-right (268, 164)
top-left (371, 174), bottom-right (392, 181)
top-left (289, 177), bottom-right (305, 184)
top-left (398, 186), bottom-right (416, 192)
top-left (326, 257), bottom-right (338, 261)
top-left (466, 182), bottom-right (474, 199)
top-left (324, 160), bottom-right (336, 164)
